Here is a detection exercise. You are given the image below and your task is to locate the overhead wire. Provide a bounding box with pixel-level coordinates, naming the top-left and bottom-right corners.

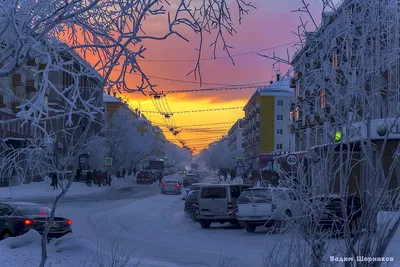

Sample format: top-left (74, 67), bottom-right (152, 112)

top-left (140, 106), bottom-right (243, 114)
top-left (134, 42), bottom-right (296, 62)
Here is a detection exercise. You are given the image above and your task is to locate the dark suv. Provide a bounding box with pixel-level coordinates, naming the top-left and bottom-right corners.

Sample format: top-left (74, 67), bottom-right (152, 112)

top-left (306, 194), bottom-right (363, 235)
top-left (136, 171), bottom-right (153, 184)
top-left (183, 174), bottom-right (199, 188)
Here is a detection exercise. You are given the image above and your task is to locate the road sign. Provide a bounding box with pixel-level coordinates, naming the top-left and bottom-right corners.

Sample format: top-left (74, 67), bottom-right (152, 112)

top-left (286, 154), bottom-right (298, 166)
top-left (104, 157), bottom-right (113, 166)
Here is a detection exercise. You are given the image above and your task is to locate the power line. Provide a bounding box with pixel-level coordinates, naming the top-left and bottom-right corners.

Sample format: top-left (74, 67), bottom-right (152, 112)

top-left (136, 42), bottom-right (295, 62)
top-left (127, 72), bottom-right (269, 87)
top-left (140, 107), bottom-right (243, 114)
top-left (153, 121), bottom-right (236, 128)
top-left (151, 85), bottom-right (262, 94)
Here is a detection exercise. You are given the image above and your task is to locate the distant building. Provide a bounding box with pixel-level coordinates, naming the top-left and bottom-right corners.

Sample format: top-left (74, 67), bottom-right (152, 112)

top-left (227, 119), bottom-right (244, 159)
top-left (242, 74), bottom-right (294, 171)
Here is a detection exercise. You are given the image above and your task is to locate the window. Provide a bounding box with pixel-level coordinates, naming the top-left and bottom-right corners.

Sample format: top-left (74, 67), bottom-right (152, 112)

top-left (276, 144), bottom-right (283, 150)
top-left (295, 106), bottom-right (300, 121)
top-left (0, 205), bottom-right (12, 216)
top-left (188, 190), bottom-right (199, 200)
top-left (296, 83), bottom-right (300, 97)
top-left (238, 189), bottom-right (273, 204)
top-left (230, 186), bottom-right (240, 198)
top-left (320, 91), bottom-right (326, 108)
top-left (277, 100), bottom-right (283, 107)
top-left (332, 51), bottom-right (338, 68)
top-left (289, 111), bottom-right (293, 123)
top-left (277, 115), bottom-right (283, 121)
top-left (201, 187), bottom-right (227, 199)
top-left (277, 129), bottom-right (283, 135)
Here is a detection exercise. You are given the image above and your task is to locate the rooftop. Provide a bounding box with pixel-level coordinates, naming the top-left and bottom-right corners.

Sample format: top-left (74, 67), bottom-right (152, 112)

top-left (103, 93), bottom-right (121, 103)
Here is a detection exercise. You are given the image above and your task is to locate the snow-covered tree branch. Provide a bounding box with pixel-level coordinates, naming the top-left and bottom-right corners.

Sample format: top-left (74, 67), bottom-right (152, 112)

top-left (261, 0), bottom-right (400, 266)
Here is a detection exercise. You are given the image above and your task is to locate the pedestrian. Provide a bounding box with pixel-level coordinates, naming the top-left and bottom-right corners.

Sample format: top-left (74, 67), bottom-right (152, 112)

top-left (158, 173), bottom-right (162, 185)
top-left (107, 174), bottom-right (112, 186)
top-left (87, 171), bottom-right (92, 187)
top-left (133, 167), bottom-right (137, 175)
top-left (76, 168), bottom-right (81, 182)
top-left (116, 170), bottom-right (121, 179)
top-left (51, 173), bottom-right (58, 190)
top-left (97, 171), bottom-right (102, 187)
top-left (122, 168), bottom-right (126, 178)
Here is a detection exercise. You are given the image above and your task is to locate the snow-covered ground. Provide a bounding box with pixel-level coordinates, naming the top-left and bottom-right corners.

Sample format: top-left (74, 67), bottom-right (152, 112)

top-left (0, 175), bottom-right (138, 199)
top-left (2, 173), bottom-right (400, 267)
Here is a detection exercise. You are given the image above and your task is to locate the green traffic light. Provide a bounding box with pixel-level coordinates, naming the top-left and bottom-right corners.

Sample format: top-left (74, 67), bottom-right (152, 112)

top-left (335, 130), bottom-right (342, 142)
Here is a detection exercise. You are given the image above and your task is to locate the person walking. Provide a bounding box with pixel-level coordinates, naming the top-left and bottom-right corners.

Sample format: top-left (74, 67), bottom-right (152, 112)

top-left (86, 171), bottom-right (92, 187)
top-left (51, 174), bottom-right (58, 190)
top-left (96, 171), bottom-right (102, 187)
top-left (107, 174), bottom-right (112, 186)
top-left (158, 173), bottom-right (162, 185)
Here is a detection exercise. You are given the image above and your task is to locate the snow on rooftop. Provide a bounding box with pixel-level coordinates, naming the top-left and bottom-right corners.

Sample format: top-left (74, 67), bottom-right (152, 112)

top-left (103, 93), bottom-right (121, 103)
top-left (258, 76), bottom-right (293, 93)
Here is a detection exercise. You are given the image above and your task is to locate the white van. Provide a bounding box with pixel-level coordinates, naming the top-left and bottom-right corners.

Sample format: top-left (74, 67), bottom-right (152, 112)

top-left (236, 187), bottom-right (302, 233)
top-left (196, 184), bottom-right (252, 229)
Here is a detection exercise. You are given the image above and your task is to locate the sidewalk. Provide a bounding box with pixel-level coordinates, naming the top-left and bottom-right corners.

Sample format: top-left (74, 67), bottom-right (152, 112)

top-left (0, 175), bottom-right (138, 200)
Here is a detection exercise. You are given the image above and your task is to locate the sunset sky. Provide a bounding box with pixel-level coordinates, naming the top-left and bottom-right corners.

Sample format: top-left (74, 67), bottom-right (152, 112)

top-left (115, 0), bottom-right (325, 153)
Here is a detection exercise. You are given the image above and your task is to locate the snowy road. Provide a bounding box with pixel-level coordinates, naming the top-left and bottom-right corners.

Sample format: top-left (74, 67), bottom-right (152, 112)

top-left (87, 193), bottom-right (286, 267)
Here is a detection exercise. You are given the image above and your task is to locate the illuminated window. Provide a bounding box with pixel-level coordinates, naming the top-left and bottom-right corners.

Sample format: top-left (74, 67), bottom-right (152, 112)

top-left (289, 111), bottom-right (293, 123)
top-left (332, 51), bottom-right (338, 68)
top-left (295, 106), bottom-right (300, 121)
top-left (320, 91), bottom-right (326, 108)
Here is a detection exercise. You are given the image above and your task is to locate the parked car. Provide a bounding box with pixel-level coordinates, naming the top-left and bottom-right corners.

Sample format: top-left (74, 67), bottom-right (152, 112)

top-left (161, 179), bottom-right (182, 195)
top-left (236, 187), bottom-right (302, 233)
top-left (305, 194), bottom-right (364, 236)
top-left (136, 171), bottom-right (153, 184)
top-left (184, 190), bottom-right (200, 220)
top-left (196, 184), bottom-right (252, 229)
top-left (0, 202), bottom-right (72, 240)
top-left (183, 183), bottom-right (209, 200)
top-left (182, 174), bottom-right (199, 188)
top-left (204, 176), bottom-right (221, 184)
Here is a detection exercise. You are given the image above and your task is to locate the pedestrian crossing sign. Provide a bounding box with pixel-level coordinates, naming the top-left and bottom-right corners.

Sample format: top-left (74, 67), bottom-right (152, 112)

top-left (104, 157), bottom-right (113, 166)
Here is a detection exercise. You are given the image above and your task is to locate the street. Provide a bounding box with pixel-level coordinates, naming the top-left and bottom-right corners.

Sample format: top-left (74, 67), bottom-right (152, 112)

top-left (47, 183), bottom-right (270, 267)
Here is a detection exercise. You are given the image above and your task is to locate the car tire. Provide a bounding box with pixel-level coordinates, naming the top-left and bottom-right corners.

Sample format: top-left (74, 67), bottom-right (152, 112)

top-left (0, 230), bottom-right (12, 240)
top-left (244, 223), bottom-right (257, 233)
top-left (199, 220), bottom-right (211, 229)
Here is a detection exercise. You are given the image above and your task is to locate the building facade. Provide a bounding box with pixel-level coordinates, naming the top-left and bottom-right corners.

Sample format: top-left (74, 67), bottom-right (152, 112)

top-left (243, 74), bottom-right (294, 170)
top-left (289, 0), bottom-right (400, 194)
top-left (227, 119), bottom-right (244, 158)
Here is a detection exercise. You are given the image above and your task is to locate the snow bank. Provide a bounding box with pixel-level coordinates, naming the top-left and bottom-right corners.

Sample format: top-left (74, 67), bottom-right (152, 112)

top-left (0, 230), bottom-right (212, 267)
top-left (0, 229), bottom-right (41, 249)
top-left (0, 175), bottom-right (138, 200)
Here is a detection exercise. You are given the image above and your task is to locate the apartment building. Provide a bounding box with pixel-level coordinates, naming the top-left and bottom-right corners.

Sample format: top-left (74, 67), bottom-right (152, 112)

top-left (289, 0), bottom-right (400, 193)
top-left (243, 74), bottom-right (294, 170)
top-left (227, 119), bottom-right (244, 158)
